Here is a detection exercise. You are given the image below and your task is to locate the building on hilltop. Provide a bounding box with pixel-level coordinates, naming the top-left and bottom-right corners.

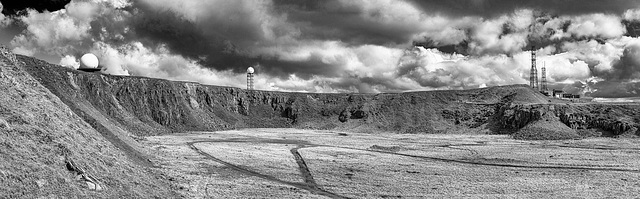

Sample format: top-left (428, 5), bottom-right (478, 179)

top-left (552, 89), bottom-right (563, 98)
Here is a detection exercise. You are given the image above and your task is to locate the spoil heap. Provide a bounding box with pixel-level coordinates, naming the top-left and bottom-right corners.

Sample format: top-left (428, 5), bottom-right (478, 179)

top-left (512, 113), bottom-right (580, 140)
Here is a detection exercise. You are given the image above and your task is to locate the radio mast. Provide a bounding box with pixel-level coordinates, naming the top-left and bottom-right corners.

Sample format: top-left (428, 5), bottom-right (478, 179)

top-left (541, 61), bottom-right (547, 91)
top-left (530, 46), bottom-right (538, 90)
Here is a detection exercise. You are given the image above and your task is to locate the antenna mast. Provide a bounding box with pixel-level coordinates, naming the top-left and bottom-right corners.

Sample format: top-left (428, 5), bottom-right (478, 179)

top-left (541, 61), bottom-right (547, 91)
top-left (530, 46), bottom-right (538, 90)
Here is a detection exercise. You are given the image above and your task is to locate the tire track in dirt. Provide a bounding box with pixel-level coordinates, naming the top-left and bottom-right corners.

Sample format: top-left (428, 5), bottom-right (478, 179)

top-left (190, 138), bottom-right (640, 175)
top-left (290, 145), bottom-right (317, 186)
top-left (187, 141), bottom-right (348, 199)
top-left (443, 146), bottom-right (479, 157)
top-left (182, 137), bottom-right (639, 199)
top-left (540, 144), bottom-right (640, 151)
top-left (435, 142), bottom-right (486, 157)
top-left (333, 146), bottom-right (640, 173)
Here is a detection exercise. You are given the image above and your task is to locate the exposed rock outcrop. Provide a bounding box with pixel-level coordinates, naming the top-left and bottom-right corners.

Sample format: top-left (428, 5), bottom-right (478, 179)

top-left (555, 105), bottom-right (639, 136)
top-left (7, 46), bottom-right (640, 198)
top-left (14, 54), bottom-right (640, 138)
top-left (0, 48), bottom-right (178, 198)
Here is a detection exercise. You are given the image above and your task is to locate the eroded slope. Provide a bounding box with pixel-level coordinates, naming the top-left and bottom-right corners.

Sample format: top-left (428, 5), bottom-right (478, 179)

top-left (0, 49), bottom-right (179, 198)
top-left (14, 53), bottom-right (640, 139)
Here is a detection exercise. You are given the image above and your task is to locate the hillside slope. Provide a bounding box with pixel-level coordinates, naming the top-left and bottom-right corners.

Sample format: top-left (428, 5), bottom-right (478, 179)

top-left (19, 56), bottom-right (535, 135)
top-left (2, 50), bottom-right (639, 196)
top-left (17, 53), bottom-right (639, 138)
top-left (0, 48), bottom-right (179, 198)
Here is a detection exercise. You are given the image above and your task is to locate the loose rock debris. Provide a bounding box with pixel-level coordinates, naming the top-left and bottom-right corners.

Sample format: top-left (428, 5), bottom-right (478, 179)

top-left (65, 158), bottom-right (103, 191)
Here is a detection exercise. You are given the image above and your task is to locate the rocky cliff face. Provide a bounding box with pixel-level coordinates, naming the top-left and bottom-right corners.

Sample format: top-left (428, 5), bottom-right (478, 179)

top-left (0, 48), bottom-right (178, 198)
top-left (493, 99), bottom-right (639, 137)
top-left (6, 50), bottom-right (639, 197)
top-left (17, 55), bottom-right (640, 138)
top-left (555, 104), bottom-right (639, 136)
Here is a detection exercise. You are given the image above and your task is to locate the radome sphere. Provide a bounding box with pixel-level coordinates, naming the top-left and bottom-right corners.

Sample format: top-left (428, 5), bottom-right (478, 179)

top-left (80, 53), bottom-right (99, 69)
top-left (247, 67), bottom-right (255, 74)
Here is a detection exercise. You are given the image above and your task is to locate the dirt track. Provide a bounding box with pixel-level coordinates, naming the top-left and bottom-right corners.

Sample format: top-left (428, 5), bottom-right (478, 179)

top-left (144, 129), bottom-right (640, 198)
top-left (187, 140), bottom-right (347, 198)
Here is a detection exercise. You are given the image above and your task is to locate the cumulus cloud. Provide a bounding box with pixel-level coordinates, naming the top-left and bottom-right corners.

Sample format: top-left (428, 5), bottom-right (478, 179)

top-left (397, 47), bottom-right (530, 89)
top-left (8, 0), bottom-right (118, 56)
top-left (0, 15), bottom-right (11, 28)
top-left (565, 14), bottom-right (626, 39)
top-left (59, 55), bottom-right (79, 69)
top-left (547, 37), bottom-right (640, 96)
top-left (624, 9), bottom-right (640, 21)
top-left (10, 9), bottom-right (90, 56)
top-left (0, 2), bottom-right (12, 27)
top-left (607, 42), bottom-right (640, 80)
top-left (3, 0), bottom-right (640, 97)
top-left (408, 0), bottom-right (640, 17)
top-left (466, 9), bottom-right (533, 55)
top-left (559, 40), bottom-right (624, 74)
top-left (589, 81), bottom-right (640, 98)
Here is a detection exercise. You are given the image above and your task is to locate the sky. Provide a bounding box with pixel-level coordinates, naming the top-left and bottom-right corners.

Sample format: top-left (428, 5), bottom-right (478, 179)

top-left (2, 0), bottom-right (640, 97)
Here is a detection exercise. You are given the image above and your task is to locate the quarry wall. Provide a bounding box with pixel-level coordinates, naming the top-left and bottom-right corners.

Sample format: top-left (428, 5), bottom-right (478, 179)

top-left (0, 48), bottom-right (178, 198)
top-left (17, 55), bottom-right (640, 138)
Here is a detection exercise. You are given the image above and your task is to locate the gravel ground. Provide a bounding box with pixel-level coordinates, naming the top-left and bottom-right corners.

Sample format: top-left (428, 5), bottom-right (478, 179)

top-left (143, 128), bottom-right (640, 198)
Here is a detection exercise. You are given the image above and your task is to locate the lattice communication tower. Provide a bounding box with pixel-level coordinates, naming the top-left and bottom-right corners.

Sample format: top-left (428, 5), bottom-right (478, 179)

top-left (530, 46), bottom-right (538, 90)
top-left (541, 62), bottom-right (548, 91)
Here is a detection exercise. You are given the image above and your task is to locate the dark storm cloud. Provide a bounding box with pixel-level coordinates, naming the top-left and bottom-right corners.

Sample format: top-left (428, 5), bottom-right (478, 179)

top-left (129, 1), bottom-right (268, 74)
top-left (0, 0), bottom-right (70, 16)
top-left (552, 41), bottom-right (640, 98)
top-left (408, 0), bottom-right (640, 17)
top-left (590, 81), bottom-right (640, 98)
top-left (126, 0), bottom-right (636, 81)
top-left (128, 0), bottom-right (360, 78)
top-left (7, 0), bottom-right (640, 96)
top-left (607, 43), bottom-right (640, 80)
top-left (129, 8), bottom-right (232, 65)
top-left (128, 6), bottom-right (342, 78)
top-left (623, 20), bottom-right (640, 37)
top-left (259, 55), bottom-right (345, 79)
top-left (413, 40), bottom-right (470, 55)
top-left (272, 0), bottom-right (423, 46)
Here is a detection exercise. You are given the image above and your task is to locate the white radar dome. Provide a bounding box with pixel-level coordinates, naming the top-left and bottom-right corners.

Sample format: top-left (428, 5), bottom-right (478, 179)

top-left (247, 67), bottom-right (255, 74)
top-left (80, 53), bottom-right (99, 69)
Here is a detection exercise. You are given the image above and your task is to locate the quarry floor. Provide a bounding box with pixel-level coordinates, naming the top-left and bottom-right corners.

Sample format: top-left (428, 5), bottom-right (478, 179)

top-left (142, 129), bottom-right (640, 198)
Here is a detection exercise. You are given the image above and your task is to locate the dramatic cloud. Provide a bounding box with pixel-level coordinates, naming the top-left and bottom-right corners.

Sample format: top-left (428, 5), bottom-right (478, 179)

top-left (59, 54), bottom-right (79, 69)
top-left (466, 9), bottom-right (533, 55)
top-left (2, 0), bottom-right (640, 96)
top-left (1, 0), bottom-right (70, 16)
top-left (608, 42), bottom-right (640, 80)
top-left (565, 14), bottom-right (626, 39)
top-left (10, 8), bottom-right (92, 56)
top-left (408, 0), bottom-right (640, 17)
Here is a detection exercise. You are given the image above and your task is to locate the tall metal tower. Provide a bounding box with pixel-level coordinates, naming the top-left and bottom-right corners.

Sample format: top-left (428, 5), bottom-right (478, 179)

top-left (247, 67), bottom-right (255, 90)
top-left (530, 46), bottom-right (538, 90)
top-left (541, 61), bottom-right (548, 91)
